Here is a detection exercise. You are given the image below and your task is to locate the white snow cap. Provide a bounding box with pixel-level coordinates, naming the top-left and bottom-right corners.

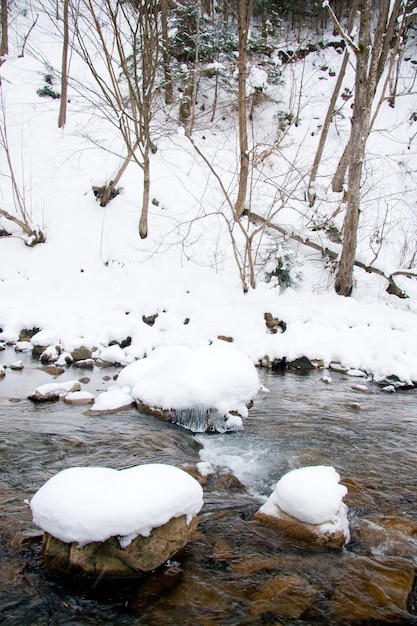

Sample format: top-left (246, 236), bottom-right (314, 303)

top-left (120, 342), bottom-right (260, 419)
top-left (29, 464), bottom-right (204, 548)
top-left (264, 465), bottom-right (348, 525)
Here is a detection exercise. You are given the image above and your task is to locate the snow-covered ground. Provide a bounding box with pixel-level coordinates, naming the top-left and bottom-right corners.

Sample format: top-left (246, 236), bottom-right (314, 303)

top-left (1, 3), bottom-right (417, 386)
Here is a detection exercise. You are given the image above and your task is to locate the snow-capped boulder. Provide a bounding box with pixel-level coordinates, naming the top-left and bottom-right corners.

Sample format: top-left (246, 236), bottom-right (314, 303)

top-left (28, 380), bottom-right (81, 402)
top-left (118, 343), bottom-right (260, 432)
top-left (87, 388), bottom-right (133, 414)
top-left (63, 391), bottom-right (95, 406)
top-left (99, 344), bottom-right (126, 365)
top-left (29, 464), bottom-right (203, 577)
top-left (254, 466), bottom-right (350, 549)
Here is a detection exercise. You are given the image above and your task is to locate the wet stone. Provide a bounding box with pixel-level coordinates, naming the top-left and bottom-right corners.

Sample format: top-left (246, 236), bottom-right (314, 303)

top-left (287, 356), bottom-right (315, 371)
top-left (357, 514), bottom-right (417, 558)
top-left (37, 365), bottom-right (65, 377)
top-left (42, 515), bottom-right (199, 578)
top-left (249, 573), bottom-right (318, 619)
top-left (331, 555), bottom-right (415, 623)
top-left (72, 358), bottom-right (94, 370)
top-left (71, 346), bottom-right (92, 362)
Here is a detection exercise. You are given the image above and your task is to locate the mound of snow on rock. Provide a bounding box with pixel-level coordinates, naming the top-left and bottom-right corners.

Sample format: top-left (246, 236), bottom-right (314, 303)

top-left (29, 464), bottom-right (204, 548)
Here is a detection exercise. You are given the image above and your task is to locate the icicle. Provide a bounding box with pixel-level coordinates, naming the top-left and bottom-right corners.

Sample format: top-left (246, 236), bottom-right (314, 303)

top-left (172, 405), bottom-right (232, 433)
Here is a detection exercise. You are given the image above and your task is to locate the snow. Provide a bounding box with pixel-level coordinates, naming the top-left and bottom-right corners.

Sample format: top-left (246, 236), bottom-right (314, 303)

top-left (128, 343), bottom-right (259, 418)
top-left (0, 7), bottom-right (417, 403)
top-left (90, 388), bottom-right (133, 412)
top-left (29, 464), bottom-right (204, 548)
top-left (1, 7), bottom-right (415, 559)
top-left (31, 380), bottom-right (80, 397)
top-left (259, 466), bottom-right (350, 540)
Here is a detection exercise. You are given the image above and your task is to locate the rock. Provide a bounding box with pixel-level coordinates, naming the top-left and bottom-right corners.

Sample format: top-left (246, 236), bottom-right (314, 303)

top-left (87, 389), bottom-right (133, 414)
top-left (347, 368), bottom-right (367, 378)
top-left (329, 361), bottom-right (347, 373)
top-left (10, 361), bottom-right (24, 370)
top-left (40, 345), bottom-right (60, 363)
top-left (32, 345), bottom-right (47, 360)
top-left (376, 375), bottom-right (412, 390)
top-left (230, 554), bottom-right (285, 577)
top-left (128, 565), bottom-right (183, 613)
top-left (254, 505), bottom-right (348, 549)
top-left (63, 391), bottom-right (95, 406)
top-left (99, 345), bottom-right (126, 365)
top-left (28, 381), bottom-right (81, 402)
top-left (211, 538), bottom-right (233, 563)
top-left (357, 514), bottom-right (417, 557)
top-left (249, 573), bottom-right (317, 619)
top-left (37, 365), bottom-right (65, 377)
top-left (72, 358), bottom-right (94, 370)
top-left (254, 466), bottom-right (350, 549)
top-left (142, 313), bottom-right (158, 326)
top-left (15, 341), bottom-right (32, 352)
top-left (331, 555), bottom-right (415, 622)
top-left (42, 515), bottom-right (198, 577)
top-left (288, 356), bottom-right (315, 371)
top-left (205, 471), bottom-right (246, 493)
top-left (19, 327), bottom-right (41, 342)
top-left (264, 312), bottom-right (286, 334)
top-left (343, 477), bottom-right (378, 511)
top-left (0, 366), bottom-right (5, 379)
top-left (71, 346), bottom-right (92, 362)
top-left (351, 383), bottom-right (373, 394)
top-left (217, 335), bottom-right (234, 343)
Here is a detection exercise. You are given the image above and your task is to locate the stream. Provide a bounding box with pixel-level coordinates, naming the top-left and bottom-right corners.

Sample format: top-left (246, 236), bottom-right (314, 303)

top-left (1, 347), bottom-right (417, 625)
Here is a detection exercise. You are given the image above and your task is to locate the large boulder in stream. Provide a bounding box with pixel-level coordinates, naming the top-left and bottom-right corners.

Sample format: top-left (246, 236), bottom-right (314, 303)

top-left (41, 515), bottom-right (198, 577)
top-left (117, 343), bottom-right (260, 433)
top-left (29, 464), bottom-right (203, 578)
top-left (254, 466), bottom-right (350, 549)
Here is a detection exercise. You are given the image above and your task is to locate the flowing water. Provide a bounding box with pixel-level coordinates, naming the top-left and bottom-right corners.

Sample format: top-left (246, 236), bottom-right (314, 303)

top-left (1, 347), bottom-right (417, 625)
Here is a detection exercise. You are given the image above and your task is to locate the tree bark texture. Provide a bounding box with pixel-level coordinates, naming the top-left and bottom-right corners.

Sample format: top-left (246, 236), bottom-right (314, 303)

top-left (58, 0), bottom-right (69, 128)
top-left (332, 0), bottom-right (406, 296)
top-left (1, 0), bottom-right (8, 57)
top-left (234, 0), bottom-right (253, 218)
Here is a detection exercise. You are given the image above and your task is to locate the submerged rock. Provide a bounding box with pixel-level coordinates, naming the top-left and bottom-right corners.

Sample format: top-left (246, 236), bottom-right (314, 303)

top-left (249, 573), bottom-right (317, 619)
top-left (42, 515), bottom-right (198, 577)
top-left (331, 555), bottom-right (415, 623)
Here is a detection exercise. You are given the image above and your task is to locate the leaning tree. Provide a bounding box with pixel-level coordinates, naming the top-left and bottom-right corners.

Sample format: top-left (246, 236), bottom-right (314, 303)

top-left (324, 0), bottom-right (413, 296)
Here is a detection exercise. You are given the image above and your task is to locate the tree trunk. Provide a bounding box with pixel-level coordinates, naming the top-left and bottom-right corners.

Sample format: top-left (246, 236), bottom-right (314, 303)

top-left (308, 1), bottom-right (358, 204)
top-left (139, 146), bottom-right (150, 239)
top-left (334, 0), bottom-right (372, 296)
top-left (234, 0), bottom-right (253, 218)
top-left (160, 0), bottom-right (173, 105)
top-left (58, 0), bottom-right (69, 128)
top-left (0, 0), bottom-right (8, 57)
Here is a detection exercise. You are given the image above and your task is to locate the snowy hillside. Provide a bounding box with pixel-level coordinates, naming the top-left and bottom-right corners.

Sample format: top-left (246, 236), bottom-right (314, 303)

top-left (1, 1), bottom-right (417, 384)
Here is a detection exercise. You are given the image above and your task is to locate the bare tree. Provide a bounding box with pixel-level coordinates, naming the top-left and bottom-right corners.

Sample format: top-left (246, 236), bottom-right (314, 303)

top-left (324, 0), bottom-right (412, 296)
top-left (72, 0), bottom-right (160, 238)
top-left (307, 0), bottom-right (358, 205)
top-left (0, 88), bottom-right (45, 243)
top-left (234, 0), bottom-right (253, 218)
